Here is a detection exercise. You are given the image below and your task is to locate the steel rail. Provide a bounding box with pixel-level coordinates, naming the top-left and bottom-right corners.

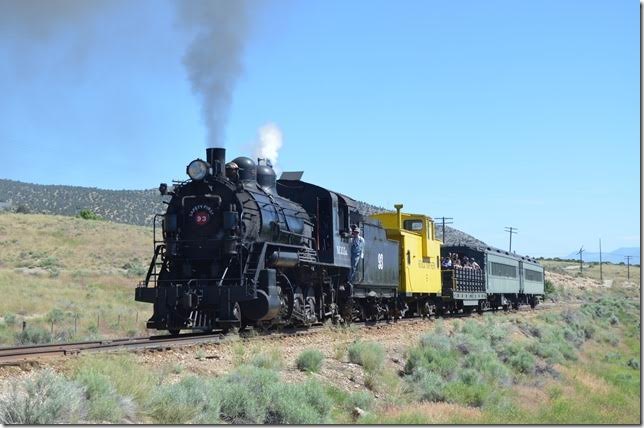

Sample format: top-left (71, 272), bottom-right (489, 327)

top-left (0, 332), bottom-right (226, 365)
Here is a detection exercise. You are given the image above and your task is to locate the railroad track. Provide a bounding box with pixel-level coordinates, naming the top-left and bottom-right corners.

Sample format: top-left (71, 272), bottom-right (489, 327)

top-left (0, 332), bottom-right (228, 366)
top-left (0, 302), bottom-right (559, 366)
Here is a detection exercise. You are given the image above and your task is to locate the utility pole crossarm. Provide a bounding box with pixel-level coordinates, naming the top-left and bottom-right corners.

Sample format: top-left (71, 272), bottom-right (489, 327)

top-left (504, 226), bottom-right (518, 252)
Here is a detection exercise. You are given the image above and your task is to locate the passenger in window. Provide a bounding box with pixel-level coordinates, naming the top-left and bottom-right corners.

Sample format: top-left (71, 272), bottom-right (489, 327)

top-left (471, 259), bottom-right (481, 270)
top-left (452, 254), bottom-right (462, 268)
top-left (348, 224), bottom-right (365, 285)
top-left (463, 256), bottom-right (473, 269)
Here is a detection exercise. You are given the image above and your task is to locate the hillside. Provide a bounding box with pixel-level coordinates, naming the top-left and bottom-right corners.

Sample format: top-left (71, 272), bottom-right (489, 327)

top-left (0, 178), bottom-right (487, 247)
top-left (0, 213), bottom-right (153, 345)
top-left (0, 179), bottom-right (164, 226)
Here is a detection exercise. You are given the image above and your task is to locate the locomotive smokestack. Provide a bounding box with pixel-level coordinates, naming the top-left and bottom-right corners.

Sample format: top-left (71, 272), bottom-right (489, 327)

top-left (207, 147), bottom-right (226, 178)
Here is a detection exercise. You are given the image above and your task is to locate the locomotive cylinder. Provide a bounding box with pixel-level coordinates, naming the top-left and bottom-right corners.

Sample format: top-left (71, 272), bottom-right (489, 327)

top-left (268, 251), bottom-right (299, 268)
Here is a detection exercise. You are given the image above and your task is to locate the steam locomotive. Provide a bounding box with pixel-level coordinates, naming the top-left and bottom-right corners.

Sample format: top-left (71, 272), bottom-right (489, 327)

top-left (135, 148), bottom-right (544, 334)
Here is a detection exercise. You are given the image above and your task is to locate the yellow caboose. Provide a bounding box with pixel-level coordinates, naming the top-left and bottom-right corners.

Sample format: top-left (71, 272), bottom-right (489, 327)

top-left (370, 204), bottom-right (442, 295)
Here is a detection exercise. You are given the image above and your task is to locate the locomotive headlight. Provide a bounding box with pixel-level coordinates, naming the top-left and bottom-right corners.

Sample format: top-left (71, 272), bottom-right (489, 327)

top-left (187, 159), bottom-right (210, 181)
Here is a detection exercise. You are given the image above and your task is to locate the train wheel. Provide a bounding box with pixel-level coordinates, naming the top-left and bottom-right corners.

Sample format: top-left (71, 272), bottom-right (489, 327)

top-left (168, 328), bottom-right (180, 336)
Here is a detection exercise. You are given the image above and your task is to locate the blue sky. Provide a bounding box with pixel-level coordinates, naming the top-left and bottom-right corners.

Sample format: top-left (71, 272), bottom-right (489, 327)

top-left (0, 0), bottom-right (639, 258)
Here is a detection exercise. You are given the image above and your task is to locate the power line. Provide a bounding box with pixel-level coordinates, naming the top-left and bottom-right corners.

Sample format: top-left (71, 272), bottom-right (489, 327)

top-left (504, 227), bottom-right (517, 252)
top-left (577, 246), bottom-right (584, 274)
top-left (434, 217), bottom-right (453, 244)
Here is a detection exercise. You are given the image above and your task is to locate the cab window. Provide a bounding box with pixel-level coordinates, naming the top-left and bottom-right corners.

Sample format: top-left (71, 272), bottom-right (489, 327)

top-left (403, 219), bottom-right (423, 231)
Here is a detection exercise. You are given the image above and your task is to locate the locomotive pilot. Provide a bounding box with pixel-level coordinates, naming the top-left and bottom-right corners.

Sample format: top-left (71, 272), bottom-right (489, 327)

top-left (348, 224), bottom-right (365, 285)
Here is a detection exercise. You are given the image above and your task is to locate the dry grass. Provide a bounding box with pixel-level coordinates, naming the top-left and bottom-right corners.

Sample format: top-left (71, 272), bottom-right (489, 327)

top-left (0, 213), bottom-right (151, 272)
top-left (0, 214), bottom-right (153, 344)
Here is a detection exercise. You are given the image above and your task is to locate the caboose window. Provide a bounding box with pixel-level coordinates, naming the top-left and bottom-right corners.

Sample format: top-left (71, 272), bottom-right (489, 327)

top-left (404, 220), bottom-right (423, 231)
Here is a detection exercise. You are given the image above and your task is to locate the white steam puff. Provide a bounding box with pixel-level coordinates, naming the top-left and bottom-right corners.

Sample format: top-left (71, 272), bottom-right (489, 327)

top-left (177, 0), bottom-right (250, 148)
top-left (254, 123), bottom-right (283, 169)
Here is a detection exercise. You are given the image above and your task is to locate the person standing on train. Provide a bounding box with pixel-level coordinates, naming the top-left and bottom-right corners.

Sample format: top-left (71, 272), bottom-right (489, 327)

top-left (348, 224), bottom-right (365, 285)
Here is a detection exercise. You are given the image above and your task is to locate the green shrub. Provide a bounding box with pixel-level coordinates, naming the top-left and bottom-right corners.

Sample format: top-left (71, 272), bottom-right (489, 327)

top-left (463, 349), bottom-right (509, 381)
top-left (346, 390), bottom-right (374, 411)
top-left (76, 368), bottom-right (135, 423)
top-left (250, 349), bottom-right (283, 370)
top-left (79, 209), bottom-right (100, 220)
top-left (627, 358), bottom-right (639, 370)
top-left (405, 338), bottom-right (457, 379)
top-left (38, 256), bottom-right (62, 269)
top-left (266, 380), bottom-right (331, 424)
top-left (218, 365), bottom-right (278, 423)
top-left (3, 313), bottom-right (16, 326)
top-left (46, 308), bottom-right (65, 324)
top-left (296, 349), bottom-right (324, 373)
top-left (217, 365), bottom-right (331, 424)
top-left (14, 326), bottom-right (53, 345)
top-left (122, 262), bottom-right (146, 278)
top-left (443, 380), bottom-right (502, 408)
top-left (147, 376), bottom-right (220, 424)
top-left (0, 369), bottom-right (86, 424)
top-left (406, 367), bottom-right (446, 402)
top-left (72, 355), bottom-right (156, 404)
top-left (508, 350), bottom-right (536, 374)
top-left (348, 341), bottom-right (385, 373)
top-left (544, 279), bottom-right (556, 296)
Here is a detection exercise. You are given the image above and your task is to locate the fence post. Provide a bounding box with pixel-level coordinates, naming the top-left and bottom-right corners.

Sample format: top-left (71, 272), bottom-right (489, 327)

top-left (22, 320), bottom-right (26, 332)
top-left (74, 315), bottom-right (78, 335)
top-left (136, 311), bottom-right (138, 323)
top-left (50, 320), bottom-right (54, 334)
top-left (117, 314), bottom-right (121, 328)
top-left (97, 314), bottom-right (100, 330)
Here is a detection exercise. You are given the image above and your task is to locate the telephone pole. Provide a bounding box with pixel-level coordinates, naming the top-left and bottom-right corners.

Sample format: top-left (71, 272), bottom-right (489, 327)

top-left (577, 246), bottom-right (584, 274)
top-left (625, 255), bottom-right (632, 282)
top-left (598, 239), bottom-right (603, 282)
top-left (504, 227), bottom-right (517, 252)
top-left (435, 217), bottom-right (453, 244)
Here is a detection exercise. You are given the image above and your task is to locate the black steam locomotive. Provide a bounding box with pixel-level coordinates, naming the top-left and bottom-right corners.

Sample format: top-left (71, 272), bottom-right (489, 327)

top-left (135, 148), bottom-right (400, 334)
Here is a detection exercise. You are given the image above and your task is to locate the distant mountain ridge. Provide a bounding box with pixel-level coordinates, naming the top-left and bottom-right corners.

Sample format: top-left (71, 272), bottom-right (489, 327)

top-left (565, 247), bottom-right (640, 265)
top-left (0, 178), bottom-right (487, 248)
